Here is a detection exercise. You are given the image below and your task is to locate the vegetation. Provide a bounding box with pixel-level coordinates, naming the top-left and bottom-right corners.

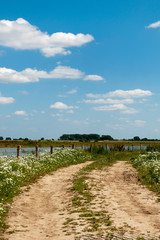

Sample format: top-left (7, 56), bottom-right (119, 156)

top-left (0, 149), bottom-right (91, 233)
top-left (131, 152), bottom-right (160, 195)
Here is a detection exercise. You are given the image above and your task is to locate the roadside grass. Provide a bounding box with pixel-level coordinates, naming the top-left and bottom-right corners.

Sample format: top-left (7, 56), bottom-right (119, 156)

top-left (65, 150), bottom-right (139, 237)
top-left (131, 152), bottom-right (160, 196)
top-left (0, 149), bottom-right (92, 235)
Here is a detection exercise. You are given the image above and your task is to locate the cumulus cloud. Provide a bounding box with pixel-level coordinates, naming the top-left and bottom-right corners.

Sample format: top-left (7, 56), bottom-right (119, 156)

top-left (0, 96), bottom-right (14, 104)
top-left (0, 18), bottom-right (94, 57)
top-left (0, 66), bottom-right (84, 83)
top-left (86, 89), bottom-right (153, 98)
top-left (93, 104), bottom-right (138, 114)
top-left (83, 75), bottom-right (104, 81)
top-left (14, 110), bottom-right (27, 116)
top-left (0, 66), bottom-right (103, 83)
top-left (146, 21), bottom-right (160, 29)
top-left (93, 104), bottom-right (127, 111)
top-left (50, 101), bottom-right (78, 110)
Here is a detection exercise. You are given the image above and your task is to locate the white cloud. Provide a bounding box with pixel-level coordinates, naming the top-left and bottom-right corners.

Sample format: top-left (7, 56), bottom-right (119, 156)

top-left (93, 104), bottom-right (138, 114)
top-left (146, 21), bottom-right (160, 29)
top-left (83, 98), bottom-right (134, 104)
top-left (67, 110), bottom-right (74, 114)
top-left (66, 89), bottom-right (77, 94)
top-left (86, 89), bottom-right (153, 98)
top-left (49, 66), bottom-right (84, 79)
top-left (0, 96), bottom-right (15, 104)
top-left (14, 110), bottom-right (27, 116)
top-left (121, 108), bottom-right (139, 114)
top-left (0, 66), bottom-right (85, 83)
top-left (83, 75), bottom-right (104, 81)
top-left (0, 66), bottom-right (104, 83)
top-left (0, 18), bottom-right (94, 57)
top-left (50, 102), bottom-right (74, 110)
top-left (134, 120), bottom-right (146, 126)
top-left (93, 104), bottom-right (127, 111)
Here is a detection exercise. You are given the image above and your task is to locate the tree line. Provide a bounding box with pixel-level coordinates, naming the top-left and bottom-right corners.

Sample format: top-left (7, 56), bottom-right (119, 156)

top-left (0, 135), bottom-right (159, 141)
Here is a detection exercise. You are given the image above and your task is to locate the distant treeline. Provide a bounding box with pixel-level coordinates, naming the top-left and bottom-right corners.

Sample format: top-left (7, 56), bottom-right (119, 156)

top-left (59, 134), bottom-right (113, 141)
top-left (0, 135), bottom-right (160, 141)
top-left (59, 134), bottom-right (160, 141)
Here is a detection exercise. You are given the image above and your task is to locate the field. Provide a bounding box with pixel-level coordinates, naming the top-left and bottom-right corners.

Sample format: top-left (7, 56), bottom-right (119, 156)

top-left (0, 149), bottom-right (160, 239)
top-left (0, 139), bottom-right (160, 150)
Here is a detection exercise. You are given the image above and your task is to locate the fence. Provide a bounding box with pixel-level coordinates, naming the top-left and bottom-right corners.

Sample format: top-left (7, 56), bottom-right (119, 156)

top-left (12, 143), bottom-right (149, 159)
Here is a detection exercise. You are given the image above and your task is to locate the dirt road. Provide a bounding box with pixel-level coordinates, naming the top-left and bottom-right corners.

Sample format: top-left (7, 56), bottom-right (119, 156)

top-left (3, 161), bottom-right (160, 239)
top-left (88, 161), bottom-right (160, 238)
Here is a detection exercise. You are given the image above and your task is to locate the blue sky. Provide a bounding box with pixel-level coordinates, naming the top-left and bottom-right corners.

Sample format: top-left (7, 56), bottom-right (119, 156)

top-left (1, 0), bottom-right (160, 139)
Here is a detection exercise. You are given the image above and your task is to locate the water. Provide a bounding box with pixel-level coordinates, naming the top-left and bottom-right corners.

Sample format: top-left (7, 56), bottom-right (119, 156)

top-left (0, 145), bottom-right (148, 156)
top-left (0, 147), bottom-right (50, 156)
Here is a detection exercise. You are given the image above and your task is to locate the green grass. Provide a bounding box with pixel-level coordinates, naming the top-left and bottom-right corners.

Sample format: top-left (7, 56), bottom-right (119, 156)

top-left (131, 152), bottom-right (160, 195)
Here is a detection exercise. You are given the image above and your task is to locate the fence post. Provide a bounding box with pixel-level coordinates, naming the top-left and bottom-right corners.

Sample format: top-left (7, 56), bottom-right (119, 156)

top-left (62, 145), bottom-right (64, 148)
top-left (36, 145), bottom-right (39, 159)
top-left (17, 145), bottom-right (21, 159)
top-left (72, 144), bottom-right (75, 149)
top-left (50, 145), bottom-right (53, 154)
top-left (105, 144), bottom-right (108, 151)
top-left (90, 144), bottom-right (93, 153)
top-left (132, 145), bottom-right (134, 151)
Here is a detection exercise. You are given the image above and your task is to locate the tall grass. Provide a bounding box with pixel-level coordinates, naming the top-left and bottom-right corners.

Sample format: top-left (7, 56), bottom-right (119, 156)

top-left (131, 152), bottom-right (160, 194)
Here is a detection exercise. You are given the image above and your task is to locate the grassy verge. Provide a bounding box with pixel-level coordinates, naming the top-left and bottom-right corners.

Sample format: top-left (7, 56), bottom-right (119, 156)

top-left (64, 151), bottom-right (139, 237)
top-left (0, 149), bottom-right (92, 235)
top-left (131, 152), bottom-right (160, 196)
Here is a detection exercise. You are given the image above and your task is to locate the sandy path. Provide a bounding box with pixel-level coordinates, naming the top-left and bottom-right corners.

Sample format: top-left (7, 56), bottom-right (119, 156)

top-left (88, 161), bottom-right (160, 238)
top-left (3, 161), bottom-right (91, 240)
top-left (3, 160), bottom-right (160, 239)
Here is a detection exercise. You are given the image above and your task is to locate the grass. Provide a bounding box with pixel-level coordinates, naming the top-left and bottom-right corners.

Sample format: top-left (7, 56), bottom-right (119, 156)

top-left (131, 152), bottom-right (160, 195)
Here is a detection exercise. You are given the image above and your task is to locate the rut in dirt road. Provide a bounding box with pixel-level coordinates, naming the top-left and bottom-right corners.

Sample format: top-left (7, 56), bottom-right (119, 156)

top-left (3, 161), bottom-right (92, 240)
top-left (88, 161), bottom-right (160, 238)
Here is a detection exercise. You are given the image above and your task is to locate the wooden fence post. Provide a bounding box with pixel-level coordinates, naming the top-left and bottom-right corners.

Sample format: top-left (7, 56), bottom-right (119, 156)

top-left (36, 145), bottom-right (39, 159)
top-left (72, 144), bottom-right (75, 149)
top-left (50, 145), bottom-right (53, 154)
top-left (62, 145), bottom-right (64, 148)
top-left (105, 144), bottom-right (108, 150)
top-left (132, 145), bottom-right (134, 151)
top-left (17, 145), bottom-right (21, 159)
top-left (90, 144), bottom-right (93, 153)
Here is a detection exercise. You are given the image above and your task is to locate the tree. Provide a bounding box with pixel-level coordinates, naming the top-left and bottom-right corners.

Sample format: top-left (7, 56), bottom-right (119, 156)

top-left (6, 137), bottom-right (11, 140)
top-left (0, 136), bottom-right (3, 140)
top-left (100, 135), bottom-right (114, 140)
top-left (133, 136), bottom-right (140, 141)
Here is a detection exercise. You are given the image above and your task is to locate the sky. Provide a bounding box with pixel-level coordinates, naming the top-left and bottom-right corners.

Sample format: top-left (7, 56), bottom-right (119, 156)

top-left (1, 0), bottom-right (160, 140)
